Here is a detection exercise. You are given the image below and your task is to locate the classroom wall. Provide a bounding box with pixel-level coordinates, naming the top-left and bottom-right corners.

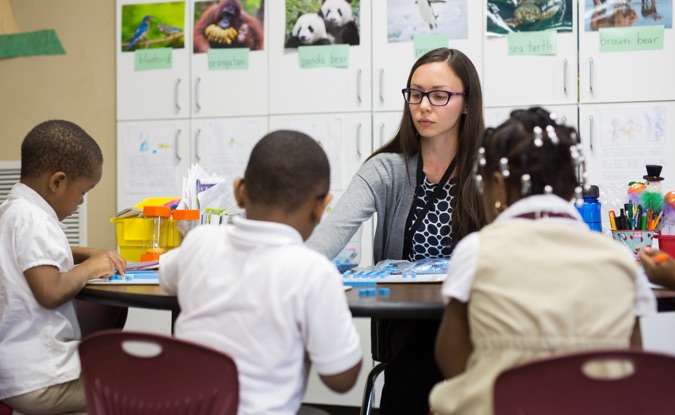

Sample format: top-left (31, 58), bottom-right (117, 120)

top-left (0, 1), bottom-right (116, 249)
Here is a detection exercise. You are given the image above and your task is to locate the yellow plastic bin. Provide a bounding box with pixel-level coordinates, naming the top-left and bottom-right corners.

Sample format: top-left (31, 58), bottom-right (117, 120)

top-left (111, 216), bottom-right (180, 262)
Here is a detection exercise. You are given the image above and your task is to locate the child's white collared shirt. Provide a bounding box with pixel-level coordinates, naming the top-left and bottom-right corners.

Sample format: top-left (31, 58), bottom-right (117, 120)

top-left (160, 216), bottom-right (362, 415)
top-left (0, 183), bottom-right (80, 400)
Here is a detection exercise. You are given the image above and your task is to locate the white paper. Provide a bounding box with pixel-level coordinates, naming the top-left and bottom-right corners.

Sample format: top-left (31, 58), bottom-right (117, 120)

top-left (596, 106), bottom-right (668, 187)
top-left (199, 119), bottom-right (264, 179)
top-left (123, 124), bottom-right (182, 195)
top-left (287, 118), bottom-right (344, 191)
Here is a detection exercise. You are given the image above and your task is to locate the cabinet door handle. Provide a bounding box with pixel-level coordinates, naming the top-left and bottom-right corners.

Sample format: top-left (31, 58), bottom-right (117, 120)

top-left (563, 58), bottom-right (568, 96)
top-left (379, 122), bottom-right (385, 148)
top-left (356, 122), bottom-right (362, 157)
top-left (589, 58), bottom-right (594, 94)
top-left (175, 78), bottom-right (182, 112)
top-left (195, 128), bottom-right (202, 161)
top-left (379, 69), bottom-right (384, 102)
top-left (357, 69), bottom-right (362, 103)
top-left (195, 77), bottom-right (202, 111)
top-left (175, 128), bottom-right (182, 161)
top-left (589, 115), bottom-right (594, 153)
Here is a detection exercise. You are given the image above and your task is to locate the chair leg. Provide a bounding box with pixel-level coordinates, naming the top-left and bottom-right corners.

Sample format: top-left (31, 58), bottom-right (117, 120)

top-left (360, 362), bottom-right (388, 415)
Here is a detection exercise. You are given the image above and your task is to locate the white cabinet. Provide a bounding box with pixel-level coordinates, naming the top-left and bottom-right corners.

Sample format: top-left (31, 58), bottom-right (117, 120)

top-left (578, 1), bottom-right (675, 103)
top-left (116, 0), bottom-right (192, 121)
top-left (188, 1), bottom-right (269, 118)
top-left (269, 112), bottom-right (374, 266)
top-left (372, 111), bottom-right (404, 149)
top-left (116, 119), bottom-right (191, 211)
top-left (483, 1), bottom-right (578, 107)
top-left (578, 101), bottom-right (675, 188)
top-left (372, 0), bottom-right (484, 112)
top-left (267, 1), bottom-right (372, 115)
top-left (189, 116), bottom-right (269, 177)
top-left (485, 104), bottom-right (578, 130)
top-left (117, 0), bottom-right (269, 121)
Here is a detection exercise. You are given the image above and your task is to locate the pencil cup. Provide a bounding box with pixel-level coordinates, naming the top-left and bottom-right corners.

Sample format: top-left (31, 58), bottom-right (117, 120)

top-left (611, 230), bottom-right (654, 260)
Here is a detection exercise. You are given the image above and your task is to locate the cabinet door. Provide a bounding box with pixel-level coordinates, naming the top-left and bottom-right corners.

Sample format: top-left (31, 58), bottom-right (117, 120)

top-left (578, 102), bottom-right (675, 189)
top-left (483, 1), bottom-right (578, 107)
top-left (268, 112), bottom-right (374, 266)
top-left (117, 0), bottom-right (191, 121)
top-left (190, 1), bottom-right (269, 118)
top-left (579, 1), bottom-right (675, 103)
top-left (372, 110), bottom-right (404, 150)
top-left (268, 1), bottom-right (372, 115)
top-left (190, 116), bottom-right (269, 178)
top-left (371, 0), bottom-right (484, 112)
top-left (485, 104), bottom-right (578, 130)
top-left (117, 119), bottom-right (191, 211)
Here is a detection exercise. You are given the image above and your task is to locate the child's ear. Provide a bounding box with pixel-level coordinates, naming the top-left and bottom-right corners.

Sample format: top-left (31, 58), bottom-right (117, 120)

top-left (312, 193), bottom-right (332, 223)
top-left (233, 177), bottom-right (246, 208)
top-left (48, 172), bottom-right (67, 194)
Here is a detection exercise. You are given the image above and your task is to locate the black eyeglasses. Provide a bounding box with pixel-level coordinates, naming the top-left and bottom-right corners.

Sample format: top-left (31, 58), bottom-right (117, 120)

top-left (401, 88), bottom-right (466, 106)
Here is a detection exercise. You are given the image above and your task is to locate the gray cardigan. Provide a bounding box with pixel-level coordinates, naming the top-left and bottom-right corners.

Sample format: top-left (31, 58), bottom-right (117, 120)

top-left (306, 152), bottom-right (419, 264)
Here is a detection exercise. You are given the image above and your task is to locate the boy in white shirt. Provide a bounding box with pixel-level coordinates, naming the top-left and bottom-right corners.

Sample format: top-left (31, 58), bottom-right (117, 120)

top-left (0, 120), bottom-right (127, 413)
top-left (160, 130), bottom-right (362, 415)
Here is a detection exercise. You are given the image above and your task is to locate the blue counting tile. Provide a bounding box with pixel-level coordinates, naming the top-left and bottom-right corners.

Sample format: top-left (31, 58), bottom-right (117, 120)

top-left (378, 288), bottom-right (390, 296)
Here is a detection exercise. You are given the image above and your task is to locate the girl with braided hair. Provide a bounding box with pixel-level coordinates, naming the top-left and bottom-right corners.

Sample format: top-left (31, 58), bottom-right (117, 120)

top-left (429, 107), bottom-right (657, 415)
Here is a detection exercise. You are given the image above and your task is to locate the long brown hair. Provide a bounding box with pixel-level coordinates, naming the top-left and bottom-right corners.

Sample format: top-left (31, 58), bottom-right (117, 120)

top-left (368, 48), bottom-right (486, 244)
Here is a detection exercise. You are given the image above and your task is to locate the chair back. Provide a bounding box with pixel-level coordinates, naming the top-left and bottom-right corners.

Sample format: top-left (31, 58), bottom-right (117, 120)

top-left (79, 329), bottom-right (238, 415)
top-left (493, 349), bottom-right (675, 415)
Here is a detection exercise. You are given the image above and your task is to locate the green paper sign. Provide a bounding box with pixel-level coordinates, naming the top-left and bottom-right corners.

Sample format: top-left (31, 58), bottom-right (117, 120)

top-left (208, 48), bottom-right (249, 70)
top-left (298, 45), bottom-right (349, 68)
top-left (413, 35), bottom-right (448, 58)
top-left (135, 48), bottom-right (173, 70)
top-left (0, 29), bottom-right (65, 58)
top-left (508, 30), bottom-right (557, 56)
top-left (599, 26), bottom-right (664, 52)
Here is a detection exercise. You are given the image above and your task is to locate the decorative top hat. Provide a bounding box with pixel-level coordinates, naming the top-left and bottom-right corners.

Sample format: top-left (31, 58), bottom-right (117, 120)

top-left (643, 164), bottom-right (664, 182)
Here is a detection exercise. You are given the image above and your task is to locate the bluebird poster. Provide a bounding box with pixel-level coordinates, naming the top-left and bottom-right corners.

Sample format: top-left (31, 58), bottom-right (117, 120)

top-left (121, 2), bottom-right (185, 52)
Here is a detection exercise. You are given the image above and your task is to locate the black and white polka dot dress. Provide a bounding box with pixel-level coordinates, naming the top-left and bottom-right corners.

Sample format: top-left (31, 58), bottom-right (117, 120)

top-left (407, 176), bottom-right (457, 261)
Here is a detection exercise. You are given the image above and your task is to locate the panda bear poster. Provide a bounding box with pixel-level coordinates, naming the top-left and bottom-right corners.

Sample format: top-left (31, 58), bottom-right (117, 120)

top-left (285, 0), bottom-right (361, 48)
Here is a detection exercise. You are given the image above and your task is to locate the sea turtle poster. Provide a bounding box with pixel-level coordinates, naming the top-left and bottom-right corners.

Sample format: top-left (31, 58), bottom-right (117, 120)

top-left (487, 0), bottom-right (573, 36)
top-left (388, 0), bottom-right (468, 42)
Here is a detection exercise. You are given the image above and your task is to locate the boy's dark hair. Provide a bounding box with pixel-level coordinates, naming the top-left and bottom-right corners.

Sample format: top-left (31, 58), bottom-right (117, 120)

top-left (477, 107), bottom-right (580, 200)
top-left (244, 130), bottom-right (330, 212)
top-left (21, 120), bottom-right (103, 180)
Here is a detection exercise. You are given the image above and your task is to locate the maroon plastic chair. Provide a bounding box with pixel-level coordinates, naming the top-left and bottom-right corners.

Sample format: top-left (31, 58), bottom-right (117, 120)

top-left (493, 349), bottom-right (675, 415)
top-left (79, 329), bottom-right (238, 415)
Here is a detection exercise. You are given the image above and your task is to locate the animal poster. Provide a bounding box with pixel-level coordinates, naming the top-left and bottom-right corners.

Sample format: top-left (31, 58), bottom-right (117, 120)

top-left (584, 0), bottom-right (672, 32)
top-left (388, 0), bottom-right (468, 42)
top-left (284, 0), bottom-right (361, 48)
top-left (121, 2), bottom-right (185, 52)
top-left (596, 106), bottom-right (668, 187)
top-left (486, 0), bottom-right (573, 36)
top-left (193, 0), bottom-right (265, 52)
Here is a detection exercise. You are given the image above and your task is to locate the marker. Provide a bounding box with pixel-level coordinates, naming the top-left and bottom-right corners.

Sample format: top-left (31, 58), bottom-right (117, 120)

top-left (651, 211), bottom-right (663, 230)
top-left (608, 210), bottom-right (617, 230)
